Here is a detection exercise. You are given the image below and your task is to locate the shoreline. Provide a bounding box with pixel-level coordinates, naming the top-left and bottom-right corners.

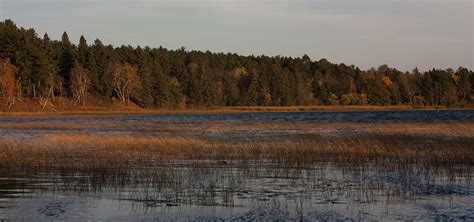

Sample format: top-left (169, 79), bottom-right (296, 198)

top-left (0, 105), bottom-right (472, 116)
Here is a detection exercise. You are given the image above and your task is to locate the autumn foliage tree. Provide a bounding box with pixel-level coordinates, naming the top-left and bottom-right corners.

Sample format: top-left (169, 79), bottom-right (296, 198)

top-left (70, 65), bottom-right (91, 106)
top-left (110, 62), bottom-right (141, 104)
top-left (0, 20), bottom-right (473, 109)
top-left (0, 58), bottom-right (21, 109)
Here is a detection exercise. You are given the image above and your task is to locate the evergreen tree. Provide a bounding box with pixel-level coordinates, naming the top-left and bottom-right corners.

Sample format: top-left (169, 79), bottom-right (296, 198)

top-left (246, 73), bottom-right (260, 106)
top-left (77, 35), bottom-right (88, 68)
top-left (0, 19), bottom-right (472, 109)
top-left (59, 32), bottom-right (75, 93)
top-left (456, 67), bottom-right (471, 103)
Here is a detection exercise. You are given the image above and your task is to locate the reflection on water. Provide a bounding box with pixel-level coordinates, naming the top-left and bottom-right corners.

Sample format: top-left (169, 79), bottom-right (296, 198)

top-left (0, 110), bottom-right (473, 220)
top-left (0, 158), bottom-right (472, 221)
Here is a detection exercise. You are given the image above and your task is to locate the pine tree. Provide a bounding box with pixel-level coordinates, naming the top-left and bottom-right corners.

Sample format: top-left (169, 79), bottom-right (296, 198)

top-left (59, 32), bottom-right (75, 94)
top-left (456, 67), bottom-right (471, 103)
top-left (0, 20), bottom-right (472, 108)
top-left (246, 73), bottom-right (260, 106)
top-left (77, 35), bottom-right (88, 68)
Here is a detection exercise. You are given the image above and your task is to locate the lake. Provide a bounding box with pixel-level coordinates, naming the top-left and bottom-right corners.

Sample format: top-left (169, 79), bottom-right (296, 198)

top-left (0, 110), bottom-right (473, 221)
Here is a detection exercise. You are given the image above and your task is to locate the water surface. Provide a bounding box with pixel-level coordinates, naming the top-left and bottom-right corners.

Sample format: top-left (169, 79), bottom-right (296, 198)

top-left (0, 110), bottom-right (473, 221)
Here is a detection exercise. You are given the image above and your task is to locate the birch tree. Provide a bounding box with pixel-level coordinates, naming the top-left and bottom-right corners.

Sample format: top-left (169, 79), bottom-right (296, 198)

top-left (70, 66), bottom-right (90, 106)
top-left (110, 62), bottom-right (141, 104)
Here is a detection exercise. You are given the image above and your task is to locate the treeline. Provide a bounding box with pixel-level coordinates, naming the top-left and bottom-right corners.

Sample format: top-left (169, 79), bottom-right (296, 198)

top-left (0, 19), bottom-right (473, 110)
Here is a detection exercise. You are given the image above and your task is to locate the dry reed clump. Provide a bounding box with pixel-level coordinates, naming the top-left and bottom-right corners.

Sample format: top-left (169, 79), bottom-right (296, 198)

top-left (338, 122), bottom-right (474, 138)
top-left (20, 135), bottom-right (211, 164)
top-left (163, 121), bottom-right (474, 138)
top-left (0, 138), bottom-right (26, 166)
top-left (240, 136), bottom-right (474, 167)
top-left (0, 133), bottom-right (472, 192)
top-left (1, 136), bottom-right (173, 174)
top-left (2, 117), bottom-right (473, 139)
top-left (1, 133), bottom-right (472, 170)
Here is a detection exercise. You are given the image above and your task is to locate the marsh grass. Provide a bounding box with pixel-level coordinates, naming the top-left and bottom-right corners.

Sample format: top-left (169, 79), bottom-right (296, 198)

top-left (0, 112), bottom-right (472, 219)
top-left (1, 133), bottom-right (472, 173)
top-left (1, 120), bottom-right (473, 139)
top-left (0, 132), bottom-right (472, 207)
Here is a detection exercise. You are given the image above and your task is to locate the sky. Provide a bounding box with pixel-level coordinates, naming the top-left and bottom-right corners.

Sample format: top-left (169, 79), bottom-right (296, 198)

top-left (0, 0), bottom-right (472, 71)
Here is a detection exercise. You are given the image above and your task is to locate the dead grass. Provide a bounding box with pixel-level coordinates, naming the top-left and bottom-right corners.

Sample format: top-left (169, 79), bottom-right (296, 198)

top-left (1, 133), bottom-right (472, 171)
top-left (0, 132), bottom-right (471, 200)
top-left (1, 105), bottom-right (467, 116)
top-left (1, 117), bottom-right (473, 138)
top-left (158, 122), bottom-right (474, 138)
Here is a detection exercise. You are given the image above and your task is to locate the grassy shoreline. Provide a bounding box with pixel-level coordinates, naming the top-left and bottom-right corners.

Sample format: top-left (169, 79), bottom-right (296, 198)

top-left (1, 105), bottom-right (472, 116)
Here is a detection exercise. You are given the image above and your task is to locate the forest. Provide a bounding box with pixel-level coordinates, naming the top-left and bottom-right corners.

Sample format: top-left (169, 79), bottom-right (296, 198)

top-left (0, 19), bottom-right (472, 110)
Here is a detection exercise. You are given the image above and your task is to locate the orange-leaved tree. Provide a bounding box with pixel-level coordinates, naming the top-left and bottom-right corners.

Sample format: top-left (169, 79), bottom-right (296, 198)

top-left (0, 59), bottom-right (21, 109)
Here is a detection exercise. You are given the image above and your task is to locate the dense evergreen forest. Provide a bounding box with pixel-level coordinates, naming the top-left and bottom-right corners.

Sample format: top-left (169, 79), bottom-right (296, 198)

top-left (0, 20), bottom-right (472, 110)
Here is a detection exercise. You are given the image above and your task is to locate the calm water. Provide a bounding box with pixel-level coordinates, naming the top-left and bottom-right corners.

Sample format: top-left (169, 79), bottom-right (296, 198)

top-left (0, 110), bottom-right (473, 221)
top-left (1, 110), bottom-right (474, 125)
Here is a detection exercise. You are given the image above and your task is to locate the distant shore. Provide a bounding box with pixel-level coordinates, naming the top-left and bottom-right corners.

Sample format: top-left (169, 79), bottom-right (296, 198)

top-left (0, 105), bottom-right (472, 116)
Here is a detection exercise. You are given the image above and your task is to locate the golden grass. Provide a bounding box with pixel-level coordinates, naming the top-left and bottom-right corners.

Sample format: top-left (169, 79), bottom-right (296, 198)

top-left (1, 133), bottom-right (472, 171)
top-left (2, 120), bottom-right (471, 139)
top-left (0, 120), bottom-right (472, 175)
top-left (1, 133), bottom-right (470, 207)
top-left (1, 105), bottom-right (468, 116)
top-left (158, 122), bottom-right (474, 138)
top-left (319, 122), bottom-right (474, 138)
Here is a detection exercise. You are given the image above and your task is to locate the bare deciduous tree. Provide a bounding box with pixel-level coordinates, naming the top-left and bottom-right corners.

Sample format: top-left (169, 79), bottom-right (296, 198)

top-left (110, 62), bottom-right (141, 104)
top-left (71, 66), bottom-right (91, 106)
top-left (45, 73), bottom-right (63, 102)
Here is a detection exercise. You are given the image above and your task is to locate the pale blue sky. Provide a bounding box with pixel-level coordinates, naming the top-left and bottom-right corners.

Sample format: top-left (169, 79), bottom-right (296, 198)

top-left (0, 0), bottom-right (472, 71)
